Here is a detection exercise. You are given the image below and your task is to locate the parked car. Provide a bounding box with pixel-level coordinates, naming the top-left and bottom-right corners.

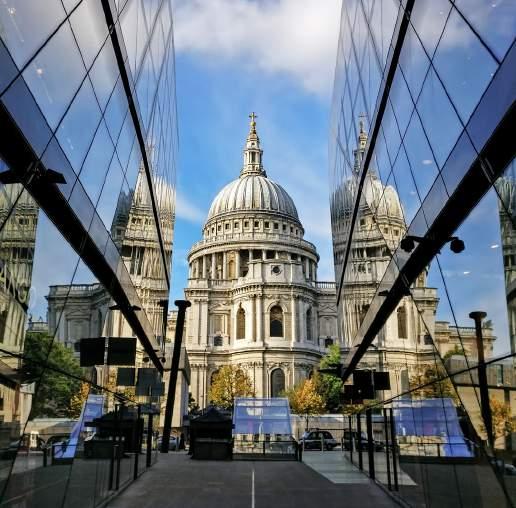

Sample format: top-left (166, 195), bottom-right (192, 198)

top-left (300, 430), bottom-right (338, 450)
top-left (156, 436), bottom-right (178, 451)
top-left (343, 430), bottom-right (384, 452)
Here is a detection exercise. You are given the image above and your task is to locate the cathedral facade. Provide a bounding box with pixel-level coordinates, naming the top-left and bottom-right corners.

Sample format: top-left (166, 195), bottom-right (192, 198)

top-left (183, 116), bottom-right (338, 407)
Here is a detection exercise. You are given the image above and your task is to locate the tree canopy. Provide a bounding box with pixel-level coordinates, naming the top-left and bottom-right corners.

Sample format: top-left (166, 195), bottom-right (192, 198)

top-left (410, 364), bottom-right (457, 401)
top-left (208, 365), bottom-right (254, 410)
top-left (22, 331), bottom-right (84, 418)
top-left (316, 344), bottom-right (344, 413)
top-left (285, 378), bottom-right (325, 426)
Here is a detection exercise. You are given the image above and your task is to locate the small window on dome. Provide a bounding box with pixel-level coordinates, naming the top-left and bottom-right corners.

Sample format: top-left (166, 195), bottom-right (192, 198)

top-left (212, 227), bottom-right (215, 234)
top-left (295, 229), bottom-right (298, 235)
top-left (360, 218), bottom-right (366, 227)
top-left (234, 222), bottom-right (239, 229)
top-left (383, 227), bottom-right (388, 234)
top-left (393, 228), bottom-right (399, 236)
top-left (274, 223), bottom-right (278, 230)
top-left (244, 221), bottom-right (249, 228)
top-left (225, 223), bottom-right (230, 230)
top-left (254, 221), bottom-right (259, 228)
top-left (282, 224), bottom-right (286, 232)
top-left (265, 221), bottom-right (270, 228)
top-left (217, 225), bottom-right (221, 231)
top-left (290, 227), bottom-right (293, 233)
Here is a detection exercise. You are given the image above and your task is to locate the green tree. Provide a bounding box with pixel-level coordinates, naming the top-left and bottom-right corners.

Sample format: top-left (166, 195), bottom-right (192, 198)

top-left (208, 365), bottom-right (254, 410)
top-left (410, 365), bottom-right (457, 401)
top-left (316, 344), bottom-right (344, 413)
top-left (68, 381), bottom-right (90, 418)
top-left (22, 332), bottom-right (83, 418)
top-left (443, 345), bottom-right (465, 361)
top-left (481, 397), bottom-right (516, 443)
top-left (285, 378), bottom-right (325, 428)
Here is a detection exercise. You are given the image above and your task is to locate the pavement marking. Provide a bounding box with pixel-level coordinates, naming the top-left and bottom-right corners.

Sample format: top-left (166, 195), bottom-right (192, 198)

top-left (251, 467), bottom-right (255, 508)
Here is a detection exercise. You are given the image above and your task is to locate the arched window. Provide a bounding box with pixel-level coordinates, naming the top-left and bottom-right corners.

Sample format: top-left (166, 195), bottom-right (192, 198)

top-left (213, 335), bottom-right (223, 346)
top-left (397, 306), bottom-right (407, 339)
top-left (325, 338), bottom-right (334, 348)
top-left (271, 369), bottom-right (285, 397)
top-left (306, 308), bottom-right (312, 341)
top-left (236, 307), bottom-right (245, 340)
top-left (270, 306), bottom-right (283, 337)
top-left (228, 259), bottom-right (235, 279)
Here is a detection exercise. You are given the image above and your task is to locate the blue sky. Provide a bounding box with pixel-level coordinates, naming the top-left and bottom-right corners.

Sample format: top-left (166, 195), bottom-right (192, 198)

top-left (169, 0), bottom-right (342, 303)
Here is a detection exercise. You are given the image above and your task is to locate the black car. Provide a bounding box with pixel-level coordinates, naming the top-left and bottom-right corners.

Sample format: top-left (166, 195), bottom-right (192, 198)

top-left (300, 430), bottom-right (338, 450)
top-left (343, 430), bottom-right (384, 451)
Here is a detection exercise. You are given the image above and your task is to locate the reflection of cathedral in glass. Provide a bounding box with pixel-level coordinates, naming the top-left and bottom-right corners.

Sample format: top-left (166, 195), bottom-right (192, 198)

top-left (495, 161), bottom-right (516, 353)
top-left (113, 165), bottom-right (174, 340)
top-left (47, 164), bottom-right (174, 349)
top-left (331, 122), bottom-right (496, 395)
top-left (0, 183), bottom-right (39, 433)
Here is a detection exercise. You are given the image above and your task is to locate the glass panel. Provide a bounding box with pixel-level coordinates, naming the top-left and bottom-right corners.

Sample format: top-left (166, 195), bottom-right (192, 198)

top-left (0, 0), bottom-right (66, 67)
top-left (68, 0), bottom-right (109, 70)
top-left (22, 22), bottom-right (86, 130)
top-left (410, 0), bottom-right (452, 58)
top-left (433, 7), bottom-right (498, 125)
top-left (454, 1), bottom-right (516, 62)
top-left (56, 79), bottom-right (102, 172)
top-left (416, 67), bottom-right (463, 169)
top-left (77, 121), bottom-right (116, 205)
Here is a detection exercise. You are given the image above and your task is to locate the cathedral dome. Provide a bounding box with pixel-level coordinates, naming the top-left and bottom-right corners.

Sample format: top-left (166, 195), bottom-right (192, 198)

top-left (335, 171), bottom-right (403, 220)
top-left (363, 172), bottom-right (403, 219)
top-left (206, 113), bottom-right (300, 224)
top-left (207, 174), bottom-right (299, 221)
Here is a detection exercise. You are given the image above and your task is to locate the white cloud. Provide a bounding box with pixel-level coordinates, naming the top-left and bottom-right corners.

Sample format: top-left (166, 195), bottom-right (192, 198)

top-left (175, 191), bottom-right (207, 224)
top-left (173, 0), bottom-right (342, 96)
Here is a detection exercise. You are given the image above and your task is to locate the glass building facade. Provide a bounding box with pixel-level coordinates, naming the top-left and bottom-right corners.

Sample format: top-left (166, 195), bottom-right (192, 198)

top-left (0, 0), bottom-right (177, 506)
top-left (330, 1), bottom-right (515, 506)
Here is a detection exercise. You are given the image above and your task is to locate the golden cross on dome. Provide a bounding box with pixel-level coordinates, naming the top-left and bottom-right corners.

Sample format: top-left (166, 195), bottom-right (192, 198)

top-left (249, 112), bottom-right (258, 125)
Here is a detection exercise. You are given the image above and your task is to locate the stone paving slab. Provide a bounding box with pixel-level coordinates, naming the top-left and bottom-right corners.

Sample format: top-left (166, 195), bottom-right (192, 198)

top-left (107, 452), bottom-right (398, 508)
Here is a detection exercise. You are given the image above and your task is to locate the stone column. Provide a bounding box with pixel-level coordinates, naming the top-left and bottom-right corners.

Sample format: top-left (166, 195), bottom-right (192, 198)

top-left (256, 295), bottom-right (263, 343)
top-left (291, 296), bottom-right (297, 345)
top-left (235, 250), bottom-right (240, 278)
top-left (305, 258), bottom-right (310, 280)
top-left (232, 304), bottom-right (238, 343)
top-left (262, 250), bottom-right (267, 261)
top-left (251, 295), bottom-right (256, 342)
top-left (299, 299), bottom-right (306, 342)
top-left (202, 256), bottom-right (207, 278)
top-left (200, 300), bottom-right (208, 346)
top-left (211, 254), bottom-right (216, 280)
top-left (222, 251), bottom-right (227, 279)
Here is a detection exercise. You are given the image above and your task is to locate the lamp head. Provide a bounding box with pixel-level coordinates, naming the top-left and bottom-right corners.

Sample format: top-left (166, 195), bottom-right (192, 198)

top-left (450, 237), bottom-right (465, 253)
top-left (400, 236), bottom-right (415, 253)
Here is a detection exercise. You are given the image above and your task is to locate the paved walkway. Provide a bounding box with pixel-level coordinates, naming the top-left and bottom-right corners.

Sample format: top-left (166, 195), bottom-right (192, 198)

top-left (303, 451), bottom-right (415, 486)
top-left (107, 452), bottom-right (398, 508)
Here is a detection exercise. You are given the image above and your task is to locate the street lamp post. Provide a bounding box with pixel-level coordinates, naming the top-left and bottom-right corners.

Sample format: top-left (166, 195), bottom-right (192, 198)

top-left (161, 300), bottom-right (191, 453)
top-left (469, 311), bottom-right (494, 451)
